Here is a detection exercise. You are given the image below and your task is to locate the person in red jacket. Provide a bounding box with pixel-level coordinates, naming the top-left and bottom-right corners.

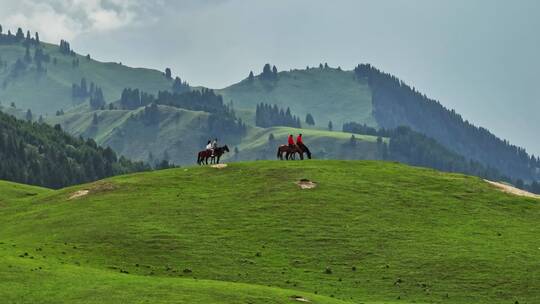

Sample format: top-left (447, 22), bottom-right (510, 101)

top-left (288, 134), bottom-right (295, 148)
top-left (296, 133), bottom-right (303, 146)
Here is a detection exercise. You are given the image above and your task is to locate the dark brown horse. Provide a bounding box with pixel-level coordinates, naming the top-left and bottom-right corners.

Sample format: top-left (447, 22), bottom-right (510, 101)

top-left (276, 144), bottom-right (311, 160)
top-left (210, 145), bottom-right (229, 164)
top-left (197, 149), bottom-right (212, 165)
top-left (197, 145), bottom-right (230, 165)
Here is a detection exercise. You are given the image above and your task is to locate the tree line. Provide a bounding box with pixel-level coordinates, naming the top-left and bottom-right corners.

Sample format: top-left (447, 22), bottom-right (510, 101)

top-left (0, 111), bottom-right (149, 189)
top-left (354, 64), bottom-right (540, 182)
top-left (118, 87), bottom-right (247, 139)
top-left (342, 122), bottom-right (540, 193)
top-left (255, 103), bottom-right (301, 128)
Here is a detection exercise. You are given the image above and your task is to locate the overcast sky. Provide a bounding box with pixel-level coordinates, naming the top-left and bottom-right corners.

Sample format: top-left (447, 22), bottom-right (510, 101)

top-left (1, 0), bottom-right (539, 155)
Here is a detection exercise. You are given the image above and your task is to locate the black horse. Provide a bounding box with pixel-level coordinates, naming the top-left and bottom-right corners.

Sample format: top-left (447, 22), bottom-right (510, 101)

top-left (197, 145), bottom-right (230, 165)
top-left (210, 145), bottom-right (230, 164)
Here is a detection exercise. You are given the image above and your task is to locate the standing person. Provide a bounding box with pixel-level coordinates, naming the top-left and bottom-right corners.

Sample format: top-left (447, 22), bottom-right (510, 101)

top-left (206, 140), bottom-right (213, 156)
top-left (288, 134), bottom-right (295, 148)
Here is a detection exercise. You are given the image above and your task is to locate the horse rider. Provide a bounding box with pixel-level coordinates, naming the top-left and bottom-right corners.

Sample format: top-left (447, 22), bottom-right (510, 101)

top-left (206, 140), bottom-right (213, 156)
top-left (288, 134), bottom-right (295, 148)
top-left (211, 138), bottom-right (218, 156)
top-left (296, 133), bottom-right (305, 150)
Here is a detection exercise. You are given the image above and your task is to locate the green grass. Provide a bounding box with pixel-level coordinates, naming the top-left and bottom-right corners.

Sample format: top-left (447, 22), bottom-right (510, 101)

top-left (218, 67), bottom-right (376, 129)
top-left (1, 160), bottom-right (539, 303)
top-left (0, 42), bottom-right (172, 115)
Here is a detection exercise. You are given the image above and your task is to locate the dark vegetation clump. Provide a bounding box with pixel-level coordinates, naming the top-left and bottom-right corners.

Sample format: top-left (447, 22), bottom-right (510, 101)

top-left (0, 111), bottom-right (149, 188)
top-left (255, 103), bottom-right (301, 128)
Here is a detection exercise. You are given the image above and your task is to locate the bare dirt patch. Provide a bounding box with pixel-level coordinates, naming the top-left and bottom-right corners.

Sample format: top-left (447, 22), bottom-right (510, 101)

top-left (68, 182), bottom-right (116, 200)
top-left (290, 296), bottom-right (311, 302)
top-left (485, 180), bottom-right (540, 199)
top-left (210, 164), bottom-right (228, 169)
top-left (296, 179), bottom-right (317, 190)
top-left (69, 190), bottom-right (89, 200)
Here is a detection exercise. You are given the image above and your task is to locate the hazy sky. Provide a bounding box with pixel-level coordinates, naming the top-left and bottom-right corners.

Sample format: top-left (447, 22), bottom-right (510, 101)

top-left (1, 0), bottom-right (539, 155)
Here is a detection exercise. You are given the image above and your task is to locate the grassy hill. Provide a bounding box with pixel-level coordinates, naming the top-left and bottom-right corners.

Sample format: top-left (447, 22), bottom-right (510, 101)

top-left (1, 160), bottom-right (539, 303)
top-left (228, 126), bottom-right (383, 161)
top-left (47, 104), bottom-right (212, 164)
top-left (0, 42), bottom-right (173, 115)
top-left (47, 106), bottom-right (383, 165)
top-left (218, 67), bottom-right (376, 129)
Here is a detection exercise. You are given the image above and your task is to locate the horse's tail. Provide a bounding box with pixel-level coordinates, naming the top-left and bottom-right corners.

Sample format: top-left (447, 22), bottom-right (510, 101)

top-left (277, 147), bottom-right (281, 159)
top-left (196, 152), bottom-right (200, 165)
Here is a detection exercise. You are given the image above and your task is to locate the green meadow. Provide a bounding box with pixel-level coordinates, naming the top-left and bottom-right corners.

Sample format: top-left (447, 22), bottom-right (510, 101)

top-left (1, 160), bottom-right (538, 303)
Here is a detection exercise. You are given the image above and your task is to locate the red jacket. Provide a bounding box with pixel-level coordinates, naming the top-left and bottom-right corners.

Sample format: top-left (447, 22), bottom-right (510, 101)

top-left (296, 135), bottom-right (303, 145)
top-left (288, 136), bottom-right (295, 145)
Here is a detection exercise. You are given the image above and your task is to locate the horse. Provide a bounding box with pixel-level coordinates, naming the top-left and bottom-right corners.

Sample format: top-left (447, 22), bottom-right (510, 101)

top-left (210, 145), bottom-right (229, 164)
top-left (197, 145), bottom-right (229, 165)
top-left (276, 144), bottom-right (311, 160)
top-left (197, 149), bottom-right (212, 165)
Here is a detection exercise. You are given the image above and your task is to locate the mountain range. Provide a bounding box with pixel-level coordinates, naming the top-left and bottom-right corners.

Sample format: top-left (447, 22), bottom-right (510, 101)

top-left (1, 28), bottom-right (539, 187)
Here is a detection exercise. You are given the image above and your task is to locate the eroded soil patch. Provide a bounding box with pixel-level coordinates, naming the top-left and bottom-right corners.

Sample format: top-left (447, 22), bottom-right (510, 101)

top-left (485, 180), bottom-right (539, 199)
top-left (296, 179), bottom-right (317, 189)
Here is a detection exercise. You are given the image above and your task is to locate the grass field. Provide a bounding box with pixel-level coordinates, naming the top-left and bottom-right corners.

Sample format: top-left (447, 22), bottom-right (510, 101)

top-left (1, 160), bottom-right (539, 303)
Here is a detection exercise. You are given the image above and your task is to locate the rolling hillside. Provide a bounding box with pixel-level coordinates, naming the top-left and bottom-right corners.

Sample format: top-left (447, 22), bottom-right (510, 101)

top-left (218, 66), bottom-right (376, 129)
top-left (1, 161), bottom-right (539, 303)
top-left (226, 126), bottom-right (383, 161)
top-left (2, 32), bottom-right (539, 183)
top-left (47, 105), bottom-right (213, 164)
top-left (0, 41), bottom-right (173, 115)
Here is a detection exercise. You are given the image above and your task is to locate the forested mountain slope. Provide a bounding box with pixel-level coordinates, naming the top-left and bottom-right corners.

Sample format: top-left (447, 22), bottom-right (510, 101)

top-left (220, 64), bottom-right (540, 181)
top-left (353, 64), bottom-right (540, 181)
top-left (0, 111), bottom-right (148, 188)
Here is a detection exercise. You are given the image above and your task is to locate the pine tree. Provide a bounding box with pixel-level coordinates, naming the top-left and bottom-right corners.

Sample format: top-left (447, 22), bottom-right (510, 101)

top-left (165, 68), bottom-right (172, 79)
top-left (262, 63), bottom-right (272, 80)
top-left (272, 65), bottom-right (278, 78)
top-left (16, 28), bottom-right (24, 40)
top-left (25, 109), bottom-right (33, 121)
top-left (305, 113), bottom-right (315, 125)
top-left (35, 32), bottom-right (40, 44)
top-left (248, 71), bottom-right (254, 81)
top-left (328, 120), bottom-right (333, 131)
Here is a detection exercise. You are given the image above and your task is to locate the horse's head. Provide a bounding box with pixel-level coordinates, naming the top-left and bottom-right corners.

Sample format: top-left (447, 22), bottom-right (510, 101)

top-left (223, 145), bottom-right (230, 152)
